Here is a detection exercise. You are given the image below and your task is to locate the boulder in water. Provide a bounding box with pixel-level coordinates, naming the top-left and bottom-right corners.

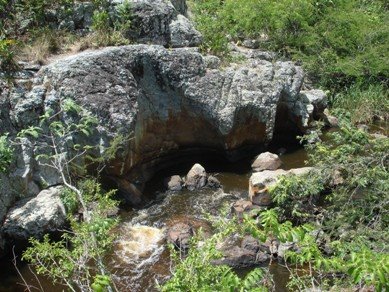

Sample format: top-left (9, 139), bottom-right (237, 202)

top-left (251, 151), bottom-right (282, 172)
top-left (185, 163), bottom-right (207, 191)
top-left (164, 175), bottom-right (184, 191)
top-left (231, 199), bottom-right (261, 219)
top-left (213, 245), bottom-right (269, 268)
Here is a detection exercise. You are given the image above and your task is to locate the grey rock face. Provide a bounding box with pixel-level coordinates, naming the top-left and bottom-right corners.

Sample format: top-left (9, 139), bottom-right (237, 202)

top-left (118, 0), bottom-right (201, 47)
top-left (2, 186), bottom-right (66, 241)
top-left (203, 55), bottom-right (221, 69)
top-left (251, 151), bottom-right (282, 172)
top-left (127, 0), bottom-right (176, 45)
top-left (0, 44), bottom-right (325, 211)
top-left (34, 46), bottom-right (324, 175)
top-left (185, 163), bottom-right (207, 191)
top-left (169, 14), bottom-right (202, 47)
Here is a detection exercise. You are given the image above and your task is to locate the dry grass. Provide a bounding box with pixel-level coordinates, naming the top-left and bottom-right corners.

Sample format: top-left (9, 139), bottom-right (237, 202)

top-left (16, 29), bottom-right (129, 65)
top-left (17, 29), bottom-right (77, 65)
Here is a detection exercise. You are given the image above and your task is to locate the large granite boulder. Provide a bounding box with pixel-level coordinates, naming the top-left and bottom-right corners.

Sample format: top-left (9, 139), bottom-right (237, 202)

top-left (34, 46), bottom-right (325, 180)
top-left (2, 186), bottom-right (66, 242)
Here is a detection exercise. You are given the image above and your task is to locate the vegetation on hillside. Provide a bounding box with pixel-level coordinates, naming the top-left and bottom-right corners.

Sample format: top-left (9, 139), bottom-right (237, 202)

top-left (190, 0), bottom-right (388, 122)
top-left (191, 0), bottom-right (388, 87)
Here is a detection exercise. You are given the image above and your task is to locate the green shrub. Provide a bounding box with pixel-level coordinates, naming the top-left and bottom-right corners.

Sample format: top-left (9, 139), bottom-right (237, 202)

top-left (161, 232), bottom-right (269, 291)
top-left (60, 187), bottom-right (78, 214)
top-left (243, 209), bottom-right (389, 291)
top-left (91, 6), bottom-right (130, 47)
top-left (0, 133), bottom-right (13, 173)
top-left (303, 117), bottom-right (389, 245)
top-left (92, 10), bottom-right (110, 33)
top-left (19, 99), bottom-right (120, 291)
top-left (0, 39), bottom-right (18, 73)
top-left (269, 173), bottom-right (324, 223)
top-left (115, 0), bottom-right (132, 32)
top-left (14, 0), bottom-right (74, 27)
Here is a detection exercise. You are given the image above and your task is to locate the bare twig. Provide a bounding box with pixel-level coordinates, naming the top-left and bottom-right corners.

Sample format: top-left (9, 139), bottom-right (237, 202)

top-left (12, 246), bottom-right (34, 292)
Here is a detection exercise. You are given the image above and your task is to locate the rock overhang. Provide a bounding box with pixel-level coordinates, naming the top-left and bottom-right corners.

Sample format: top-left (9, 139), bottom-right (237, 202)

top-left (6, 44), bottom-right (327, 183)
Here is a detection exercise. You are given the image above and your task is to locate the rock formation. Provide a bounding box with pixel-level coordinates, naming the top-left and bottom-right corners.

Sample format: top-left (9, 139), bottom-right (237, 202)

top-left (0, 0), bottom-right (327, 252)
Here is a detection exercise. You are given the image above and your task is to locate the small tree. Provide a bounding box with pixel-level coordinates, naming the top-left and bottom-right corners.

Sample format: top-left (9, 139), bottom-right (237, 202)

top-left (19, 98), bottom-right (120, 292)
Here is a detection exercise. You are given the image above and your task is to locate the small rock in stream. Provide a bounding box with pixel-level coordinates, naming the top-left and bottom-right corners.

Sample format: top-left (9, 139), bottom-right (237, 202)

top-left (249, 167), bottom-right (313, 206)
top-left (164, 175), bottom-right (183, 191)
top-left (251, 151), bottom-right (282, 172)
top-left (206, 175), bottom-right (221, 189)
top-left (231, 199), bottom-right (262, 219)
top-left (167, 222), bottom-right (194, 250)
top-left (213, 245), bottom-right (269, 268)
top-left (185, 163), bottom-right (207, 191)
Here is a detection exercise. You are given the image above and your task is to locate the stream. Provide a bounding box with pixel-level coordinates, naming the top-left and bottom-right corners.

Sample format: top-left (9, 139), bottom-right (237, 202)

top-left (108, 146), bottom-right (308, 292)
top-left (4, 121), bottom-right (385, 292)
top-left (5, 115), bottom-right (388, 292)
top-left (0, 141), bottom-right (310, 292)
